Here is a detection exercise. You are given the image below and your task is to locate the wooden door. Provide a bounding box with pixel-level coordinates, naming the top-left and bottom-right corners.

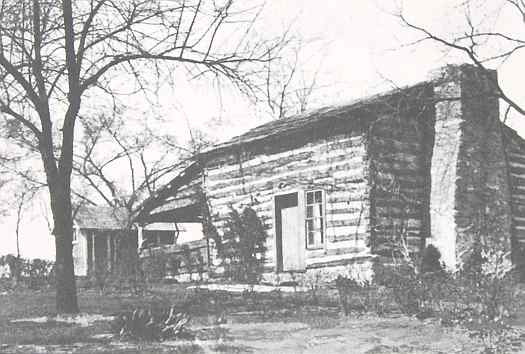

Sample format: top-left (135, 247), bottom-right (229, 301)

top-left (275, 192), bottom-right (305, 272)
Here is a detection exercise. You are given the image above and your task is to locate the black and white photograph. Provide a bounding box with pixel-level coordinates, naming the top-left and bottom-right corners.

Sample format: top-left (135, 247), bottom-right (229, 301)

top-left (0, 0), bottom-right (524, 353)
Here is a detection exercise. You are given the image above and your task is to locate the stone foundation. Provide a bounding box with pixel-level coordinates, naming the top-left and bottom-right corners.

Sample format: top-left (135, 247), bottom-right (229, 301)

top-left (261, 256), bottom-right (375, 286)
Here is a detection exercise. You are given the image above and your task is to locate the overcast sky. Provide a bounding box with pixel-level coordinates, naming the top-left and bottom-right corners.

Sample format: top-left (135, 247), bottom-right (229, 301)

top-left (1, 0), bottom-right (524, 260)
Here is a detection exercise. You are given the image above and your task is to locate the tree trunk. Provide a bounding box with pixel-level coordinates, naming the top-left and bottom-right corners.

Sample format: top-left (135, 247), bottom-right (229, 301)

top-left (49, 180), bottom-right (79, 314)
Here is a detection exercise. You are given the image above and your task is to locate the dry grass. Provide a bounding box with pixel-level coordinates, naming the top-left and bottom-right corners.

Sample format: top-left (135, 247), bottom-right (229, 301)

top-left (0, 284), bottom-right (524, 353)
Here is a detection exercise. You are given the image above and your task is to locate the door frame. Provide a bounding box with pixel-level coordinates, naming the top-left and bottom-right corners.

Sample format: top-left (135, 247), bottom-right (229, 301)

top-left (273, 189), bottom-right (305, 272)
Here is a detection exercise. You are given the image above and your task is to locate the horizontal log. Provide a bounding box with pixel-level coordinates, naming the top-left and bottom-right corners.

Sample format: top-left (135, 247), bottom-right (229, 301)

top-left (513, 217), bottom-right (525, 227)
top-left (327, 238), bottom-right (368, 249)
top-left (511, 175), bottom-right (525, 186)
top-left (209, 176), bottom-right (368, 201)
top-left (328, 232), bottom-right (369, 243)
top-left (326, 225), bottom-right (369, 236)
top-left (208, 166), bottom-right (366, 192)
top-left (327, 212), bottom-right (368, 222)
top-left (509, 165), bottom-right (525, 176)
top-left (374, 173), bottom-right (425, 185)
top-left (327, 219), bottom-right (369, 228)
top-left (374, 209), bottom-right (422, 219)
top-left (206, 135), bottom-right (366, 177)
top-left (508, 153), bottom-right (525, 166)
top-left (207, 155), bottom-right (366, 192)
top-left (372, 189), bottom-right (424, 200)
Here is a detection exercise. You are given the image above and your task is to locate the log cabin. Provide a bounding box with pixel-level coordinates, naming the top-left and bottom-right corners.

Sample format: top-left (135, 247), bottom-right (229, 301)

top-left (136, 64), bottom-right (525, 282)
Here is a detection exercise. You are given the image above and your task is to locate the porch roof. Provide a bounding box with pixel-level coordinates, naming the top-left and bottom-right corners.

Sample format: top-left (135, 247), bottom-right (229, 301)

top-left (134, 162), bottom-right (203, 224)
top-left (74, 206), bottom-right (129, 230)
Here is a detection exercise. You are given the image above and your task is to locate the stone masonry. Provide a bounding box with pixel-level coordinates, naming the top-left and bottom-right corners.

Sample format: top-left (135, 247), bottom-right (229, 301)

top-left (430, 65), bottom-right (513, 268)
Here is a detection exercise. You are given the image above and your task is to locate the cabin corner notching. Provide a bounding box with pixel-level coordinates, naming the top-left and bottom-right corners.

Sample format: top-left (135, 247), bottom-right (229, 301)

top-left (138, 64), bottom-right (525, 282)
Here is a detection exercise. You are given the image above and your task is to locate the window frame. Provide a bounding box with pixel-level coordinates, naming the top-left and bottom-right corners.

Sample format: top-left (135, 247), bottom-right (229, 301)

top-left (304, 189), bottom-right (326, 250)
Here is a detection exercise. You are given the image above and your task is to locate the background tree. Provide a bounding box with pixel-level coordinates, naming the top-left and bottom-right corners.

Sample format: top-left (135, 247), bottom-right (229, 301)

top-left (0, 0), bottom-right (289, 313)
top-left (396, 0), bottom-right (525, 117)
top-left (264, 41), bottom-right (325, 119)
top-left (0, 170), bottom-right (41, 285)
top-left (71, 109), bottom-right (193, 223)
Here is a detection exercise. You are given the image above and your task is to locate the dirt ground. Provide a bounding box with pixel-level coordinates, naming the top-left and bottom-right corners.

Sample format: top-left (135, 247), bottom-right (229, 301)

top-left (0, 315), bottom-right (507, 353)
top-left (1, 286), bottom-right (525, 353)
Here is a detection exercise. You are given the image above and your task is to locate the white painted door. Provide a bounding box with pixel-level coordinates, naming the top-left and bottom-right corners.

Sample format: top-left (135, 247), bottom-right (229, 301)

top-left (280, 202), bottom-right (305, 271)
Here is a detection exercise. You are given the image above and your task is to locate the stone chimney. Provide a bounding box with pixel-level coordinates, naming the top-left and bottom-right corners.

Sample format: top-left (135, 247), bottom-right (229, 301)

top-left (429, 64), bottom-right (512, 269)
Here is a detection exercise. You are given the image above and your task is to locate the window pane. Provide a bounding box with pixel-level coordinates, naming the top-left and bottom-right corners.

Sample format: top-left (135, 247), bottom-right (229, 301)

top-left (313, 217), bottom-right (321, 230)
top-left (312, 231), bottom-right (321, 246)
top-left (307, 205), bottom-right (313, 217)
top-left (306, 192), bottom-right (313, 204)
top-left (315, 191), bottom-right (322, 203)
top-left (306, 219), bottom-right (314, 231)
top-left (313, 204), bottom-right (321, 218)
top-left (308, 231), bottom-right (314, 245)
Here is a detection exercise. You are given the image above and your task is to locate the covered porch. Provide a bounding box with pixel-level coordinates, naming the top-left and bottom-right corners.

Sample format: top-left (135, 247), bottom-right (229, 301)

top-left (134, 162), bottom-right (210, 280)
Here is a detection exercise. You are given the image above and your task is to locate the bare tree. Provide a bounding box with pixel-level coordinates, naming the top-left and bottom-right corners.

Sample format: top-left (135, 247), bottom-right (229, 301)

top-left (12, 184), bottom-right (40, 284)
top-left (0, 0), bottom-right (288, 313)
top-left (71, 109), bottom-right (196, 224)
top-left (0, 168), bottom-right (41, 284)
top-left (396, 0), bottom-right (524, 117)
top-left (264, 41), bottom-right (324, 119)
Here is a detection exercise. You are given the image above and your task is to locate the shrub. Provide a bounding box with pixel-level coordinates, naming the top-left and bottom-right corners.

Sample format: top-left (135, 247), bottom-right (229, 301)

top-left (454, 249), bottom-right (519, 353)
top-left (24, 258), bottom-right (55, 289)
top-left (220, 206), bottom-right (267, 283)
top-left (102, 237), bottom-right (146, 294)
top-left (140, 252), bottom-right (168, 284)
top-left (374, 262), bottom-right (432, 317)
top-left (0, 255), bottom-right (55, 289)
top-left (166, 254), bottom-right (182, 277)
top-left (420, 244), bottom-right (444, 273)
top-left (181, 244), bottom-right (194, 279)
top-left (373, 243), bottom-right (520, 353)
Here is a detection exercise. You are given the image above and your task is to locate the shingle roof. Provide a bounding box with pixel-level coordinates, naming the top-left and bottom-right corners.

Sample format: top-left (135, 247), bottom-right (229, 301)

top-left (74, 206), bottom-right (130, 230)
top-left (202, 82), bottom-right (431, 156)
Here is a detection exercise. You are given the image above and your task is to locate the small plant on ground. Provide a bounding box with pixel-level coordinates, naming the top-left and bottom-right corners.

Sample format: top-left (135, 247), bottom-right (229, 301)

top-left (335, 275), bottom-right (391, 315)
top-left (304, 271), bottom-right (324, 305)
top-left (373, 245), bottom-right (447, 318)
top-left (112, 306), bottom-right (194, 341)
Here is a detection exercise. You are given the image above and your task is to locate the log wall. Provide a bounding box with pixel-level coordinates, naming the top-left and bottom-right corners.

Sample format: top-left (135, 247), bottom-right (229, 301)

top-left (503, 126), bottom-right (525, 253)
top-left (368, 88), bottom-right (435, 255)
top-left (203, 129), bottom-right (372, 270)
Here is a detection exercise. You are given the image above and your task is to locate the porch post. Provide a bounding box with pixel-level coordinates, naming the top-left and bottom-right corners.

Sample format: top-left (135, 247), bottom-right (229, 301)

top-left (107, 234), bottom-right (112, 272)
top-left (91, 232), bottom-right (96, 274)
top-left (136, 224), bottom-right (144, 252)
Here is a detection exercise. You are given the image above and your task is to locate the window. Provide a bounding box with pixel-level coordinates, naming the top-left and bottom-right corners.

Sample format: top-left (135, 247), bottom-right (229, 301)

top-left (305, 190), bottom-right (324, 248)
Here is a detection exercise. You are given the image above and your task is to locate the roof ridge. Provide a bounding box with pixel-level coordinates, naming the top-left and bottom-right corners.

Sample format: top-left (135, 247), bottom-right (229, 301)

top-left (200, 81), bottom-right (432, 156)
